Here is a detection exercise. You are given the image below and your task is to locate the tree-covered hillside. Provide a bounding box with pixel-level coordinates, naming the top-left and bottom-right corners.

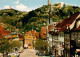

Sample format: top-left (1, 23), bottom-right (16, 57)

top-left (22, 4), bottom-right (80, 32)
top-left (0, 3), bottom-right (80, 32)
top-left (0, 9), bottom-right (27, 32)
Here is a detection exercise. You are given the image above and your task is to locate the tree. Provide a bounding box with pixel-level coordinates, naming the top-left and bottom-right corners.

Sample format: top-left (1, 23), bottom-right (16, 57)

top-left (0, 39), bottom-right (22, 57)
top-left (12, 40), bottom-right (22, 48)
top-left (0, 38), bottom-right (10, 57)
top-left (34, 39), bottom-right (48, 52)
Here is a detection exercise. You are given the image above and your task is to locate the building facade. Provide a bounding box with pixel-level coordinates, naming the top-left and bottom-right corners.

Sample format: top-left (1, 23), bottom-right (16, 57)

top-left (24, 30), bottom-right (36, 49)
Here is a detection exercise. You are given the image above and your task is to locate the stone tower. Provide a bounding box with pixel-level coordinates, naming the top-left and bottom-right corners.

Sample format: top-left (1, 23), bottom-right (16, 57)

top-left (48, 0), bottom-right (50, 5)
top-left (9, 6), bottom-right (13, 9)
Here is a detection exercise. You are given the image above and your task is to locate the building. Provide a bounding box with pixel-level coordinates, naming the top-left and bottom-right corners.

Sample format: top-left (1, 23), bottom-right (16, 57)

top-left (24, 30), bottom-right (36, 49)
top-left (56, 12), bottom-right (80, 57)
top-left (9, 6), bottom-right (13, 9)
top-left (35, 32), bottom-right (40, 39)
top-left (40, 27), bottom-right (47, 39)
top-left (10, 32), bottom-right (19, 40)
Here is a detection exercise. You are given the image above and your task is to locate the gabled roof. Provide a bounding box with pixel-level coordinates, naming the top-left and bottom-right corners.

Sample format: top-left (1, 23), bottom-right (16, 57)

top-left (57, 12), bottom-right (79, 28)
top-left (56, 12), bottom-right (80, 32)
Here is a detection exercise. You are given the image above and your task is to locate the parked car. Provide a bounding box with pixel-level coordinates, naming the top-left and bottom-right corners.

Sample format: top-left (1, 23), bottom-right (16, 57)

top-left (8, 52), bottom-right (20, 57)
top-left (18, 50), bottom-right (24, 53)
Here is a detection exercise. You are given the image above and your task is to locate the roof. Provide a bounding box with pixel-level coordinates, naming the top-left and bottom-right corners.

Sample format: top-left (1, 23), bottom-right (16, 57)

top-left (56, 12), bottom-right (80, 32)
top-left (0, 25), bottom-right (10, 36)
top-left (57, 13), bottom-right (79, 28)
top-left (18, 34), bottom-right (24, 40)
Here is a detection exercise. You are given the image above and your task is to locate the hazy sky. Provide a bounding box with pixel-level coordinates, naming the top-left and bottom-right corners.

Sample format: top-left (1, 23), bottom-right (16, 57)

top-left (0, 0), bottom-right (80, 11)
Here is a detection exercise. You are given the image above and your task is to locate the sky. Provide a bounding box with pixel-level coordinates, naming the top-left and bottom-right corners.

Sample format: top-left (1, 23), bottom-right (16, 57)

top-left (0, 0), bottom-right (80, 12)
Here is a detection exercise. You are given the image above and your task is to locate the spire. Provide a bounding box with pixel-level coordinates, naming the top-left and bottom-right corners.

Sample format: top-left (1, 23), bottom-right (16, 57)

top-left (48, 0), bottom-right (50, 5)
top-left (49, 4), bottom-right (53, 24)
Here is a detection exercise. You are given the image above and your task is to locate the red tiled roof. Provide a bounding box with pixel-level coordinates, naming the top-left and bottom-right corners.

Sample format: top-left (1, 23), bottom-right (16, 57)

top-left (56, 12), bottom-right (80, 32)
top-left (57, 13), bottom-right (79, 28)
top-left (0, 25), bottom-right (10, 36)
top-left (18, 34), bottom-right (24, 40)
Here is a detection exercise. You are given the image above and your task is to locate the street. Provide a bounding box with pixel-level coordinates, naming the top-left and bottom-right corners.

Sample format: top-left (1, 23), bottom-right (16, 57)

top-left (20, 49), bottom-right (38, 57)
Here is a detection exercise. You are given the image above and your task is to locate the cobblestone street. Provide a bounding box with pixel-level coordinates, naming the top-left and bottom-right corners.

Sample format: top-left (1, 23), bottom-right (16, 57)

top-left (20, 49), bottom-right (38, 57)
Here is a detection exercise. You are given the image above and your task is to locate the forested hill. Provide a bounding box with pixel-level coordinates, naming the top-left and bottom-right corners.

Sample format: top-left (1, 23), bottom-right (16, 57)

top-left (22, 3), bottom-right (80, 32)
top-left (0, 3), bottom-right (80, 32)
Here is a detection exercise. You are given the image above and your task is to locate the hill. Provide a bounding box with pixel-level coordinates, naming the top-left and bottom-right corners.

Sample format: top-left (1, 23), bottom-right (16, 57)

top-left (0, 9), bottom-right (27, 32)
top-left (22, 3), bottom-right (80, 32)
top-left (0, 3), bottom-right (80, 32)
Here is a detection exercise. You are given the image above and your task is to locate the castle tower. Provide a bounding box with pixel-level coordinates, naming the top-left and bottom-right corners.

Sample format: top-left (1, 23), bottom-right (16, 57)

top-left (9, 6), bottom-right (13, 9)
top-left (48, 0), bottom-right (50, 5)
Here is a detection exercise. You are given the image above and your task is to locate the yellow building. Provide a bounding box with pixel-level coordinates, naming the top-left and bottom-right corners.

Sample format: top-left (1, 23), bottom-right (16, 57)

top-left (24, 30), bottom-right (36, 49)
